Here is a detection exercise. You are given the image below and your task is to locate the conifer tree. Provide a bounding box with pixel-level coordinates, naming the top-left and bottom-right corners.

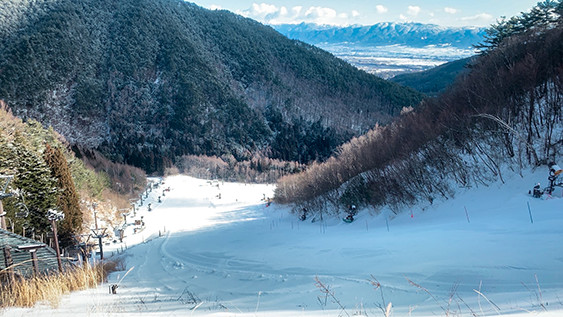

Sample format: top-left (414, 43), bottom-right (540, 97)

top-left (44, 143), bottom-right (83, 248)
top-left (1, 133), bottom-right (59, 236)
top-left (478, 0), bottom-right (562, 52)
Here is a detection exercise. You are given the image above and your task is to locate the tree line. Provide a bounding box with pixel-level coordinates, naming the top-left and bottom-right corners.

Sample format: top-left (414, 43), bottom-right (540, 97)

top-left (0, 102), bottom-right (145, 248)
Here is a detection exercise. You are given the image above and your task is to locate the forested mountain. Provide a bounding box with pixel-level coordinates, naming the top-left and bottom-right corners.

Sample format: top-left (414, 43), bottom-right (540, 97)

top-left (273, 23), bottom-right (485, 49)
top-left (0, 0), bottom-right (421, 173)
top-left (389, 57), bottom-right (473, 96)
top-left (275, 1), bottom-right (563, 212)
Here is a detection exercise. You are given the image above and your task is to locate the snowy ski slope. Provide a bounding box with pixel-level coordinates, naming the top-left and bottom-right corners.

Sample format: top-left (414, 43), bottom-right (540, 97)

top-left (4, 169), bottom-right (563, 316)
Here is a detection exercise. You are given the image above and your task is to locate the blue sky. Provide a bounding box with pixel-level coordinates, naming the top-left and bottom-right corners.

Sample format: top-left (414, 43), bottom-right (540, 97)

top-left (190, 0), bottom-right (542, 27)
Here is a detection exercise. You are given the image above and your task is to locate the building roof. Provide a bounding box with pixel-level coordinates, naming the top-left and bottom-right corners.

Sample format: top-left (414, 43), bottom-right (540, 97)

top-left (0, 229), bottom-right (70, 278)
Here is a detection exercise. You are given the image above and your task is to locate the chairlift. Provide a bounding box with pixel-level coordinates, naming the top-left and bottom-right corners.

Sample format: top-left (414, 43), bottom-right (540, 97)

top-left (15, 202), bottom-right (29, 218)
top-left (47, 209), bottom-right (65, 221)
top-left (15, 211), bottom-right (28, 218)
top-left (0, 175), bottom-right (14, 199)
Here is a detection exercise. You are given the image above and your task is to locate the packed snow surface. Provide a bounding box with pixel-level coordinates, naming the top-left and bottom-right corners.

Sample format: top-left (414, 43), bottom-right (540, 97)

top-left (3, 170), bottom-right (563, 316)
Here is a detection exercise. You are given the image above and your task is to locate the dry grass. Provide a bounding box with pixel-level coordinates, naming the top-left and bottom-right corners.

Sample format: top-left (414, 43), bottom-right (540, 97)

top-left (0, 257), bottom-right (125, 308)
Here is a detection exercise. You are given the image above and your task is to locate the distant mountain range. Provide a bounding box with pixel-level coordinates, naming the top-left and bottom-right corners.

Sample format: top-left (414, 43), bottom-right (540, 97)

top-left (273, 23), bottom-right (486, 49)
top-left (272, 23), bottom-right (484, 78)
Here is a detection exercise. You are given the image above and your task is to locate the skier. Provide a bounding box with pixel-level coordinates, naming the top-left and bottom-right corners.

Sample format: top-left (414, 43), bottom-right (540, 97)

top-left (532, 183), bottom-right (543, 198)
top-left (350, 204), bottom-right (357, 216)
top-left (344, 204), bottom-right (356, 223)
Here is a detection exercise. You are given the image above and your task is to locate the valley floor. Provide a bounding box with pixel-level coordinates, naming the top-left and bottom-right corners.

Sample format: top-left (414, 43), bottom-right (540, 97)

top-left (3, 169), bottom-right (563, 316)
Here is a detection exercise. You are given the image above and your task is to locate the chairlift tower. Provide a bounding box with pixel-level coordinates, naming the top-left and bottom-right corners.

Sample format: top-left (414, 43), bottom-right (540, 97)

top-left (88, 202), bottom-right (107, 260)
top-left (129, 198), bottom-right (137, 217)
top-left (90, 202), bottom-right (99, 230)
top-left (47, 208), bottom-right (65, 272)
top-left (91, 228), bottom-right (108, 260)
top-left (118, 208), bottom-right (129, 224)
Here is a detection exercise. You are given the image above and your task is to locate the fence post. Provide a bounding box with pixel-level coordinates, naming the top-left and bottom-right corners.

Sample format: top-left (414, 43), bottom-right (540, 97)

top-left (30, 250), bottom-right (39, 276)
top-left (3, 247), bottom-right (14, 282)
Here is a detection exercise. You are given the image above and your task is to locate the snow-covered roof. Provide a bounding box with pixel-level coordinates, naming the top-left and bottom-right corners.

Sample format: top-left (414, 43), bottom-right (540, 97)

top-left (0, 229), bottom-right (70, 278)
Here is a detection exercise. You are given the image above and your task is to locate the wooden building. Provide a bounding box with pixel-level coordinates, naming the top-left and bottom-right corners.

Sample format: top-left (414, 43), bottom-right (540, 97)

top-left (0, 229), bottom-right (70, 279)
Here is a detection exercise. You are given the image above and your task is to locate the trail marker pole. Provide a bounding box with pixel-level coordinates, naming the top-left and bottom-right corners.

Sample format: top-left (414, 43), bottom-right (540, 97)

top-left (385, 218), bottom-right (389, 232)
top-left (527, 201), bottom-right (534, 224)
top-left (464, 206), bottom-right (470, 223)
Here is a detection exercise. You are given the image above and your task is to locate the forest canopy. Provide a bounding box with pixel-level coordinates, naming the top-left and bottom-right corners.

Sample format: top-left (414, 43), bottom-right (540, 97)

top-left (0, 0), bottom-right (422, 173)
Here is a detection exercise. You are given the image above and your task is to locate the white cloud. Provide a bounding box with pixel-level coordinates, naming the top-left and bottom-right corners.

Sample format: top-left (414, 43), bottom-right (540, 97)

top-left (238, 3), bottom-right (356, 25)
top-left (376, 5), bottom-right (388, 14)
top-left (444, 7), bottom-right (458, 14)
top-left (209, 4), bottom-right (222, 10)
top-left (407, 5), bottom-right (421, 16)
top-left (461, 12), bottom-right (494, 24)
top-left (305, 6), bottom-right (337, 20)
top-left (251, 3), bottom-right (278, 16)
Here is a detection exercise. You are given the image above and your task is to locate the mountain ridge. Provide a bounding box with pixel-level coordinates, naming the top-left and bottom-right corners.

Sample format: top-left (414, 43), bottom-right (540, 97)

top-left (273, 22), bottom-right (486, 49)
top-left (389, 57), bottom-right (473, 96)
top-left (0, 0), bottom-right (422, 173)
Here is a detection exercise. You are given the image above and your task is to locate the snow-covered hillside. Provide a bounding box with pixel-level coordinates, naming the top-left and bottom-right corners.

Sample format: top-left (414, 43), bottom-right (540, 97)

top-left (4, 170), bottom-right (563, 316)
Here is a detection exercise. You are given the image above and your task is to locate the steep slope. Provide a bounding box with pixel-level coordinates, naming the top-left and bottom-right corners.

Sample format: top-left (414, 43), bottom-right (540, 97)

top-left (274, 22), bottom-right (485, 49)
top-left (0, 0), bottom-right (422, 173)
top-left (275, 15), bottom-right (563, 210)
top-left (389, 57), bottom-right (473, 96)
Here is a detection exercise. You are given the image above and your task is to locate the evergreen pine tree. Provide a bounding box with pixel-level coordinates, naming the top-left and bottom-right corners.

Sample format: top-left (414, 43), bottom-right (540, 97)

top-left (6, 133), bottom-right (59, 236)
top-left (478, 0), bottom-right (563, 52)
top-left (44, 143), bottom-right (83, 248)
